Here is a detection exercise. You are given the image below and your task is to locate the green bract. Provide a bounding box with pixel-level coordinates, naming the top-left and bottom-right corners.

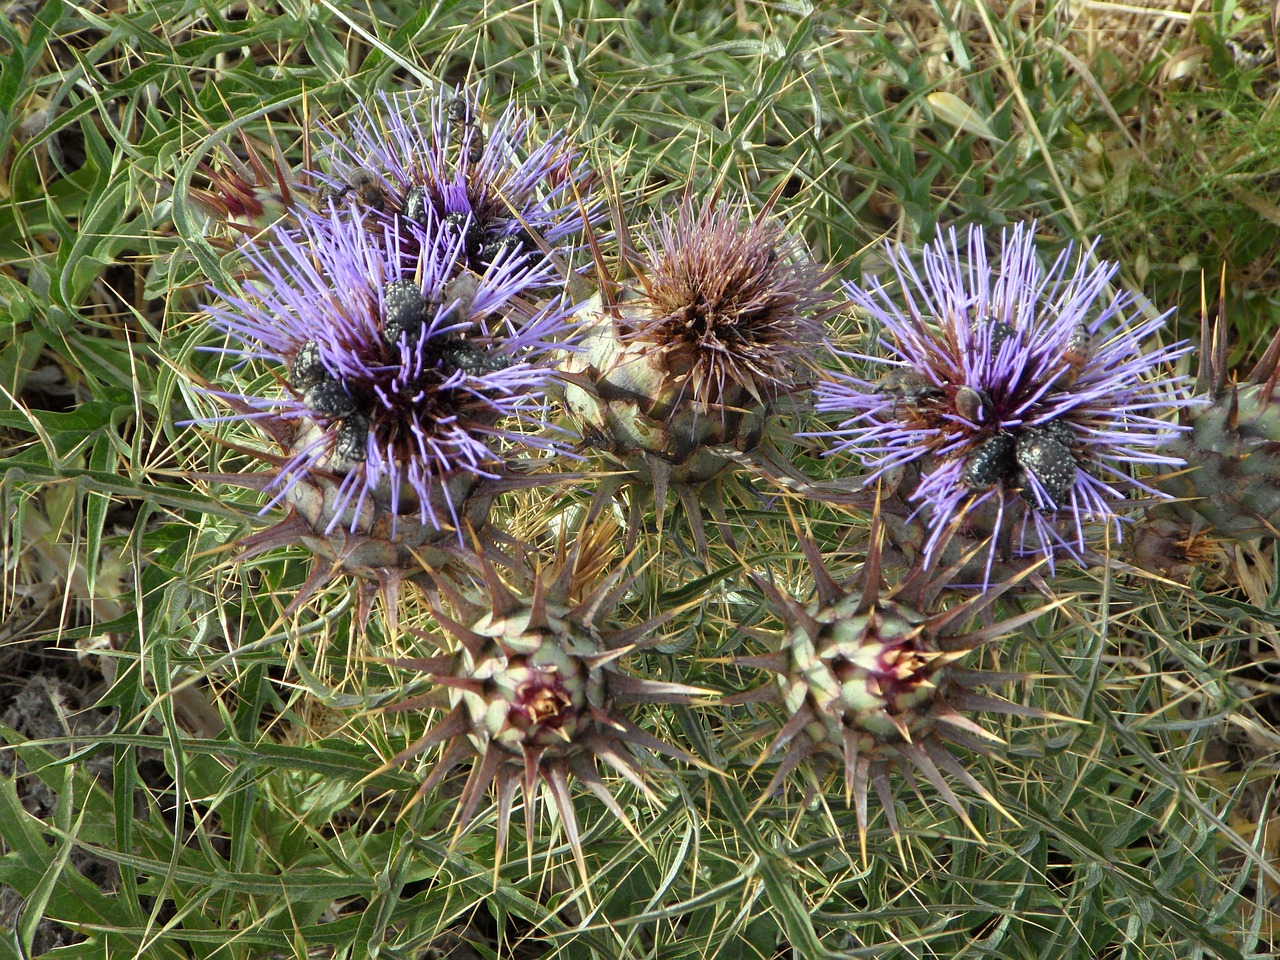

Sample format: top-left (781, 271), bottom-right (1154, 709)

top-left (1165, 379), bottom-right (1280, 539)
top-left (459, 605), bottom-right (607, 753)
top-left (562, 291), bottom-right (769, 484)
top-left (783, 598), bottom-right (943, 746)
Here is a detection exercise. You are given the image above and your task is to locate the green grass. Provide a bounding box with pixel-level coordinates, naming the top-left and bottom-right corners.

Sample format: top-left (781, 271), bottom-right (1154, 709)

top-left (3, 0), bottom-right (1280, 957)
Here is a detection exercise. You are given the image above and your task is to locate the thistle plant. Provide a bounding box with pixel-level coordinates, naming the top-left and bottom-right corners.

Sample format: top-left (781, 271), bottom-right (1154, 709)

top-left (17, 4), bottom-right (1280, 955)
top-left (1158, 310), bottom-right (1280, 539)
top-left (812, 223), bottom-right (1200, 582)
top-left (197, 204), bottom-right (577, 604)
top-left (319, 87), bottom-right (600, 275)
top-left (561, 195), bottom-right (834, 551)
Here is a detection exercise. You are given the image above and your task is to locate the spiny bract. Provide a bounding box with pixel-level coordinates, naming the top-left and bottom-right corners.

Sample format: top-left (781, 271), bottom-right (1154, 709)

top-left (1160, 315), bottom-right (1280, 539)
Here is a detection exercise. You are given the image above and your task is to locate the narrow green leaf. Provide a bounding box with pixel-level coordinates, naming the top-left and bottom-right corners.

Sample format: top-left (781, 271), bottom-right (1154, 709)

top-left (18, 767), bottom-right (78, 956)
top-left (677, 709), bottom-right (831, 958)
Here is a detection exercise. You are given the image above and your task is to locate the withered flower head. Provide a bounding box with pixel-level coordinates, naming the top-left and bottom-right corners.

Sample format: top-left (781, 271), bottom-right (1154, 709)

top-left (560, 195), bottom-right (834, 554)
top-left (625, 194), bottom-right (833, 406)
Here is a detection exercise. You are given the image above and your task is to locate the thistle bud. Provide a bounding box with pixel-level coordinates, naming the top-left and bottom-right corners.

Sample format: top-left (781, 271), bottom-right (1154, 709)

top-left (1159, 316), bottom-right (1280, 538)
top-left (378, 538), bottom-right (708, 881)
top-left (739, 523), bottom-right (1052, 858)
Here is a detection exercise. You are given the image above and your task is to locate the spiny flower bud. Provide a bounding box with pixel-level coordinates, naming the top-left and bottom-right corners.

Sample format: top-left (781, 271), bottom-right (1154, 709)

top-left (1159, 312), bottom-right (1280, 540)
top-left (738, 519), bottom-right (1054, 859)
top-left (188, 129), bottom-right (299, 236)
top-left (378, 537), bottom-right (708, 882)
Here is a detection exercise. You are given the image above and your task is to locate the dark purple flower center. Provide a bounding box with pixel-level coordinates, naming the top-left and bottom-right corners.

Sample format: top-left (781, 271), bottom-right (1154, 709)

top-left (510, 664), bottom-right (575, 732)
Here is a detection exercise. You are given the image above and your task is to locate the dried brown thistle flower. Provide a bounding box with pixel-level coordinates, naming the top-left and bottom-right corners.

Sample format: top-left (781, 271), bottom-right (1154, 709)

top-left (561, 194), bottom-right (836, 553)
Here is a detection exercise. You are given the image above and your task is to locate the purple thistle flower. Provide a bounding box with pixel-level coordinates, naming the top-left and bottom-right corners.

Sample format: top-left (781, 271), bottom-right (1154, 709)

top-left (317, 87), bottom-right (601, 275)
top-left (201, 206), bottom-right (577, 537)
top-left (811, 222), bottom-right (1199, 581)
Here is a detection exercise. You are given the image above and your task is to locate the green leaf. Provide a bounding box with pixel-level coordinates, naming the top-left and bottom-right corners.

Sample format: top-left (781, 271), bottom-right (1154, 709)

top-left (18, 766), bottom-right (78, 955)
top-left (0, 275), bottom-right (35, 325)
top-left (677, 709), bottom-right (832, 958)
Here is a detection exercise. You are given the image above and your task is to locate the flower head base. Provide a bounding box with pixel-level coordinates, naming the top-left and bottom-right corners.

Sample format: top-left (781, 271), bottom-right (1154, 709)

top-left (188, 129), bottom-right (299, 238)
top-left (199, 206), bottom-right (575, 590)
top-left (319, 88), bottom-right (600, 276)
top-left (812, 223), bottom-right (1198, 582)
top-left (740, 521), bottom-right (1053, 859)
top-left (561, 196), bottom-right (833, 554)
top-left (380, 537), bottom-right (706, 882)
top-left (782, 598), bottom-right (944, 745)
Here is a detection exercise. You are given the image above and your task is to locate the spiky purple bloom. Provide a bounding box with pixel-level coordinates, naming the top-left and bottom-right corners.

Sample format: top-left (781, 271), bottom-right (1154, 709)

top-left (202, 206), bottom-right (577, 535)
top-left (317, 87), bottom-right (600, 275)
top-left (812, 222), bottom-right (1198, 579)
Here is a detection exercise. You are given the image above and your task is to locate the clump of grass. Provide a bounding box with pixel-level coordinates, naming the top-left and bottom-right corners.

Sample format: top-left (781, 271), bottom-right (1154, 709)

top-left (2, 2), bottom-right (1279, 959)
top-left (1062, 0), bottom-right (1280, 351)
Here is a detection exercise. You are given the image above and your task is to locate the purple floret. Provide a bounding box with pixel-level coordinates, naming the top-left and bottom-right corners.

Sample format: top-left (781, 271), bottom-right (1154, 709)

top-left (811, 222), bottom-right (1199, 582)
top-left (201, 206), bottom-right (578, 534)
top-left (315, 87), bottom-right (602, 275)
